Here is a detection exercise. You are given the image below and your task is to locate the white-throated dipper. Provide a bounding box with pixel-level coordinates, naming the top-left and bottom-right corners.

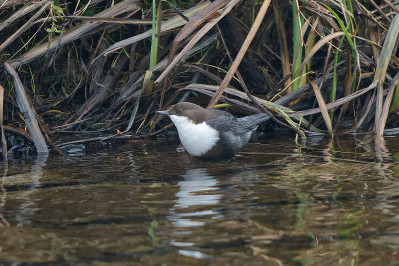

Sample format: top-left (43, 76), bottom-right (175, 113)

top-left (156, 102), bottom-right (271, 160)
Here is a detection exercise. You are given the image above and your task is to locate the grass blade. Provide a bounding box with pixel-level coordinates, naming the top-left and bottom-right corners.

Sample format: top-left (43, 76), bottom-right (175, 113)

top-left (310, 80), bottom-right (333, 135)
top-left (374, 13), bottom-right (399, 135)
top-left (291, 0), bottom-right (304, 91)
top-left (4, 63), bottom-right (48, 154)
top-left (0, 85), bottom-right (6, 159)
top-left (389, 82), bottom-right (399, 112)
top-left (272, 0), bottom-right (291, 93)
top-left (322, 3), bottom-right (357, 61)
top-left (145, 0), bottom-right (162, 95)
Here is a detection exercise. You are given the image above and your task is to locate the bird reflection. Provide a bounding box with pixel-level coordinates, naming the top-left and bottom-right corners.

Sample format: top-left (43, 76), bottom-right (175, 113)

top-left (168, 168), bottom-right (222, 227)
top-left (168, 168), bottom-right (222, 258)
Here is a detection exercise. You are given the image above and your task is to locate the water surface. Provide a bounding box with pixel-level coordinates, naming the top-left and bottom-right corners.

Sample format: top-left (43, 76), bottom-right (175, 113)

top-left (0, 135), bottom-right (399, 265)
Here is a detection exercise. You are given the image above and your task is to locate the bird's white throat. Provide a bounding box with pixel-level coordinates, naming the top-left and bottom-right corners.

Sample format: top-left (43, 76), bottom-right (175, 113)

top-left (169, 115), bottom-right (219, 156)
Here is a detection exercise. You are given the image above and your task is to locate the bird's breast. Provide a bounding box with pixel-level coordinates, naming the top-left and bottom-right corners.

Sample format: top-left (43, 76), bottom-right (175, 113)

top-left (169, 115), bottom-right (220, 157)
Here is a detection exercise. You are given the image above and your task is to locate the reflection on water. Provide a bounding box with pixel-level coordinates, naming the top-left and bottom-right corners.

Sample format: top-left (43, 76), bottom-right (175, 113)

top-left (168, 168), bottom-right (222, 259)
top-left (0, 135), bottom-right (398, 264)
top-left (14, 155), bottom-right (47, 226)
top-left (169, 168), bottom-right (222, 227)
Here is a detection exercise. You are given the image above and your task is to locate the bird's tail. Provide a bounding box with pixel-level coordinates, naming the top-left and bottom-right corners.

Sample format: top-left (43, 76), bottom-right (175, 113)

top-left (240, 113), bottom-right (271, 131)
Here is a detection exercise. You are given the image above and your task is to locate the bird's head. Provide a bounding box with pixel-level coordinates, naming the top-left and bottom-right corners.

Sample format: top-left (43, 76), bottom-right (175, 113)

top-left (156, 102), bottom-right (208, 124)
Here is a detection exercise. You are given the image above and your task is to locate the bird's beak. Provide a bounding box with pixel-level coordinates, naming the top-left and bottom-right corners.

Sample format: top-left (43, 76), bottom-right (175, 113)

top-left (156, 110), bottom-right (169, 115)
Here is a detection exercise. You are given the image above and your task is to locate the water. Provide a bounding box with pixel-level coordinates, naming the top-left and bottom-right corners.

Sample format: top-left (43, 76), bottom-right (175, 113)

top-left (0, 134), bottom-right (399, 265)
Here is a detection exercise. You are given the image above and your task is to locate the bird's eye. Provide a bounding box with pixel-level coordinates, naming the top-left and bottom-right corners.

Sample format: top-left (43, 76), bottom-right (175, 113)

top-left (176, 107), bottom-right (182, 113)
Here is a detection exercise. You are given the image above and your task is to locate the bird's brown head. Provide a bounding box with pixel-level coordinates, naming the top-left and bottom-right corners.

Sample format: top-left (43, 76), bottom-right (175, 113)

top-left (156, 102), bottom-right (208, 124)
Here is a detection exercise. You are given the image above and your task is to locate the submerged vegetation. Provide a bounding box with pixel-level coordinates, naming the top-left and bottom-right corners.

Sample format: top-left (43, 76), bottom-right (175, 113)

top-left (1, 0), bottom-right (399, 154)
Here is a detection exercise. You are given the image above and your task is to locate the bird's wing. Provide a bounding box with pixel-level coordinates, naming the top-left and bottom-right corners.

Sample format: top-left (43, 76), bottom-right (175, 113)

top-left (206, 110), bottom-right (271, 135)
top-left (205, 110), bottom-right (235, 132)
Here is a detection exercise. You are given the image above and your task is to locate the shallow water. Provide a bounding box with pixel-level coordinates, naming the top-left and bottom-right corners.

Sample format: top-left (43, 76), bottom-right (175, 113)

top-left (0, 134), bottom-right (399, 265)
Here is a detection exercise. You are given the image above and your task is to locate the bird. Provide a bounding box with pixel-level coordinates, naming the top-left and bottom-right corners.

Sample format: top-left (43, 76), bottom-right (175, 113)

top-left (156, 102), bottom-right (271, 160)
